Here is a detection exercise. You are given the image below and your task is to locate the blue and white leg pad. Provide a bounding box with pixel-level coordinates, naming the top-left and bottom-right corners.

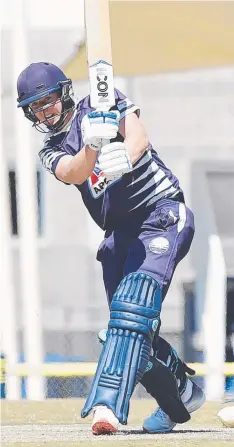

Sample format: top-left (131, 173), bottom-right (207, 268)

top-left (81, 272), bottom-right (161, 424)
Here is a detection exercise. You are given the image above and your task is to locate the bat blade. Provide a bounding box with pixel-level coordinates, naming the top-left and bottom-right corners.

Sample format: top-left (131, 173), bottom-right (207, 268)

top-left (84, 0), bottom-right (115, 110)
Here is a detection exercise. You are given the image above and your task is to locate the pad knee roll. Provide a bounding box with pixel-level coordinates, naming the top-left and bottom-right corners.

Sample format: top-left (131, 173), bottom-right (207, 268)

top-left (110, 272), bottom-right (161, 339)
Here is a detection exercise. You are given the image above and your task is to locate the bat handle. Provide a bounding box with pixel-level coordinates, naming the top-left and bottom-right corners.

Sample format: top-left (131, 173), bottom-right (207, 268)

top-left (99, 108), bottom-right (110, 149)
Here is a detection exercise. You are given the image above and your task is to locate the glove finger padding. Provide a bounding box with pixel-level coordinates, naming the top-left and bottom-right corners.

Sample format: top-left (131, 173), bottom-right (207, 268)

top-left (98, 149), bottom-right (127, 163)
top-left (81, 111), bottom-right (120, 151)
top-left (99, 156), bottom-right (129, 170)
top-left (100, 141), bottom-right (125, 154)
top-left (104, 165), bottom-right (131, 176)
top-left (98, 142), bottom-right (132, 180)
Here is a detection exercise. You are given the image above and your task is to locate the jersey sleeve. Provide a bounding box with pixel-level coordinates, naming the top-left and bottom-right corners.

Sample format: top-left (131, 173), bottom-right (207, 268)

top-left (38, 143), bottom-right (68, 176)
top-left (38, 105), bottom-right (86, 176)
top-left (113, 88), bottom-right (140, 120)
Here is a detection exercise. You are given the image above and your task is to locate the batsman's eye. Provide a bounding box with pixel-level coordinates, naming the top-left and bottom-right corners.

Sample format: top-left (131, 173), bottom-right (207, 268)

top-left (31, 97), bottom-right (54, 112)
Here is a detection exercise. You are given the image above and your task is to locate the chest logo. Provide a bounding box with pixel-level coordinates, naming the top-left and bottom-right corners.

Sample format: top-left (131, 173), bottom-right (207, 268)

top-left (88, 167), bottom-right (113, 198)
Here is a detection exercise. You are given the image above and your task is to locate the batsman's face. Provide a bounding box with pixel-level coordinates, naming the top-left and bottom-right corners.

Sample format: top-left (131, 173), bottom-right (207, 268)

top-left (30, 92), bottom-right (62, 125)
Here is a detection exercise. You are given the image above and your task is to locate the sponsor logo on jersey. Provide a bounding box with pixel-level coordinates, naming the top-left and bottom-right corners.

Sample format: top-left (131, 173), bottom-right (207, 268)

top-left (88, 167), bottom-right (114, 199)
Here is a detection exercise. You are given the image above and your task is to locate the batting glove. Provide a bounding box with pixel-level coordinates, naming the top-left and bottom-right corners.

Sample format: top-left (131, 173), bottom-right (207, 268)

top-left (81, 110), bottom-right (120, 151)
top-left (98, 142), bottom-right (132, 180)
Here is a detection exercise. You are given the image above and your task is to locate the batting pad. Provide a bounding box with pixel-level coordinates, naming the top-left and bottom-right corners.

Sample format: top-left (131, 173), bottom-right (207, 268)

top-left (81, 272), bottom-right (161, 424)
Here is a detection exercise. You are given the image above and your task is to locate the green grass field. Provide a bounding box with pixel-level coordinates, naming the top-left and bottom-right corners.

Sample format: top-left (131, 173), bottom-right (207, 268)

top-left (2, 442), bottom-right (233, 447)
top-left (2, 399), bottom-right (234, 447)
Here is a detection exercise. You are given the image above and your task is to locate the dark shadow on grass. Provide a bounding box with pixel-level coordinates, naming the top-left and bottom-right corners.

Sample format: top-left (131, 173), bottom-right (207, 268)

top-left (172, 429), bottom-right (221, 434)
top-left (117, 428), bottom-right (221, 436)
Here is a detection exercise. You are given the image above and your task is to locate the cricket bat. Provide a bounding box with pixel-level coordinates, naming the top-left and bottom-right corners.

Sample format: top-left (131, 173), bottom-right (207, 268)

top-left (84, 0), bottom-right (115, 111)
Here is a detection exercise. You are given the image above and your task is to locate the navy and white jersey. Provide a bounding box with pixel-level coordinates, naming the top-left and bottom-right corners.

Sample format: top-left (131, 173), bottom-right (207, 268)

top-left (39, 89), bottom-right (183, 230)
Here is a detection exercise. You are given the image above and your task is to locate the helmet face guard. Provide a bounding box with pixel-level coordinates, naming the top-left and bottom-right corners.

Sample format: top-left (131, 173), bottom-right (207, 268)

top-left (21, 81), bottom-right (75, 133)
top-left (17, 62), bottom-right (75, 133)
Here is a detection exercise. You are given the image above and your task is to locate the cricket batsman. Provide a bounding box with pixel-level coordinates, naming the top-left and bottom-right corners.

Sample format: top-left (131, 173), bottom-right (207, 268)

top-left (17, 62), bottom-right (205, 435)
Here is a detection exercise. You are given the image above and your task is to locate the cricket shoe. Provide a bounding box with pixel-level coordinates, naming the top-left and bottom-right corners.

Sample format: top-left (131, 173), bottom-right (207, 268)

top-left (143, 379), bottom-right (206, 433)
top-left (91, 405), bottom-right (119, 435)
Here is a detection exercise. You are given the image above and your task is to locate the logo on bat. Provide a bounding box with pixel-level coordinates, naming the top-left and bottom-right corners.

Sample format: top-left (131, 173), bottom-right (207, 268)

top-left (91, 60), bottom-right (112, 100)
top-left (89, 60), bottom-right (114, 107)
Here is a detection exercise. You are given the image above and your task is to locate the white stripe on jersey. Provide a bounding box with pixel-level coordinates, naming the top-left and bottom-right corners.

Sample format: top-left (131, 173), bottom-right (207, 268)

top-left (132, 151), bottom-right (151, 170)
top-left (128, 160), bottom-right (160, 187)
top-left (154, 177), bottom-right (174, 195)
top-left (39, 149), bottom-right (65, 173)
top-left (153, 169), bottom-right (166, 184)
top-left (131, 185), bottom-right (177, 210)
top-left (127, 149), bottom-right (177, 210)
top-left (129, 169), bottom-right (166, 197)
top-left (129, 170), bottom-right (168, 199)
top-left (177, 203), bottom-right (186, 232)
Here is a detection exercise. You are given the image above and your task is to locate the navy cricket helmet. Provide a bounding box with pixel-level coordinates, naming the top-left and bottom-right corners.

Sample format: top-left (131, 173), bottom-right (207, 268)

top-left (17, 62), bottom-right (75, 132)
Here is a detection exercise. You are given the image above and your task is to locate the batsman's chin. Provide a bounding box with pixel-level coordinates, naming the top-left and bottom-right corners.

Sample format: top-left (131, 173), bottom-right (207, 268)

top-left (217, 406), bottom-right (234, 428)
